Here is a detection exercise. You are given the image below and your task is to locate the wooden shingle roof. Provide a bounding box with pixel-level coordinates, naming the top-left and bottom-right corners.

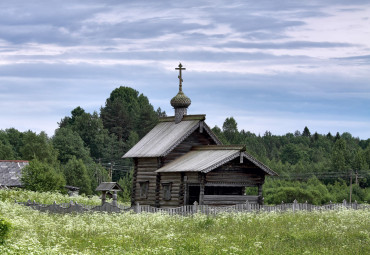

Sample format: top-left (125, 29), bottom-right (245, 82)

top-left (122, 115), bottom-right (221, 158)
top-left (155, 146), bottom-right (277, 176)
top-left (95, 182), bottom-right (123, 191)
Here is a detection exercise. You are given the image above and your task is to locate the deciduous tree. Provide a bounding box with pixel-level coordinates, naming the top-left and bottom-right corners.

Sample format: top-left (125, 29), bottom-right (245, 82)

top-left (21, 159), bottom-right (65, 192)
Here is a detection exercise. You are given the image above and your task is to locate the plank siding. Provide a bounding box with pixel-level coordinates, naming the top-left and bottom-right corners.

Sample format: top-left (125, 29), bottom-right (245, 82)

top-left (163, 129), bottom-right (216, 165)
top-left (204, 195), bottom-right (259, 205)
top-left (185, 172), bottom-right (200, 183)
top-left (206, 158), bottom-right (265, 186)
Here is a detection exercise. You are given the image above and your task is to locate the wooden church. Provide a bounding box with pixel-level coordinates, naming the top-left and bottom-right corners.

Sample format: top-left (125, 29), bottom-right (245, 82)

top-left (123, 64), bottom-right (277, 208)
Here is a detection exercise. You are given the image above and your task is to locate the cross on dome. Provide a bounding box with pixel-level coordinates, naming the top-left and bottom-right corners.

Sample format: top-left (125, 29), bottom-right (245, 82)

top-left (170, 63), bottom-right (191, 123)
top-left (175, 63), bottom-right (186, 92)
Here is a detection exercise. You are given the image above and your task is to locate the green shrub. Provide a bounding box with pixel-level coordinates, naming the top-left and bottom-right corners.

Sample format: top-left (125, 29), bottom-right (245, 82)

top-left (0, 217), bottom-right (11, 244)
top-left (21, 159), bottom-right (66, 192)
top-left (265, 187), bottom-right (315, 205)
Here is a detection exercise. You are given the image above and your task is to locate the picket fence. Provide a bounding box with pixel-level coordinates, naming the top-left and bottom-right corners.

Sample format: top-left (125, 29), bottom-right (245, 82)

top-left (16, 199), bottom-right (369, 216)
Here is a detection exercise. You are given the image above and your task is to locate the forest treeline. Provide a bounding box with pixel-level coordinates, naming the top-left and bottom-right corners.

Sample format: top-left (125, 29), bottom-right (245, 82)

top-left (0, 87), bottom-right (164, 199)
top-left (213, 117), bottom-right (370, 203)
top-left (1, 86), bottom-right (369, 204)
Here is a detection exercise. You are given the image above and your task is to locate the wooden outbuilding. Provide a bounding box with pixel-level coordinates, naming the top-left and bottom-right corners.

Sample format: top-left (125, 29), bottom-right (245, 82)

top-left (123, 63), bottom-right (277, 207)
top-left (95, 182), bottom-right (123, 206)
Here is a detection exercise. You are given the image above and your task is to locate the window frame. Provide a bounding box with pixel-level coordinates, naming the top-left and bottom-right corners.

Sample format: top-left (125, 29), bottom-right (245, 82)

top-left (139, 181), bottom-right (149, 199)
top-left (162, 182), bottom-right (172, 201)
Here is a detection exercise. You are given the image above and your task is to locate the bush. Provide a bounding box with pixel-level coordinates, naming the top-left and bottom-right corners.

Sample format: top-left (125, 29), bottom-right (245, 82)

top-left (21, 159), bottom-right (66, 192)
top-left (0, 217), bottom-right (11, 244)
top-left (265, 187), bottom-right (315, 205)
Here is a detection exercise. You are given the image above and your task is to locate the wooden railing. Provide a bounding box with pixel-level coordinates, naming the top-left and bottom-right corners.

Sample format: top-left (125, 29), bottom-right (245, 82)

top-left (203, 195), bottom-right (259, 205)
top-left (16, 199), bottom-right (369, 215)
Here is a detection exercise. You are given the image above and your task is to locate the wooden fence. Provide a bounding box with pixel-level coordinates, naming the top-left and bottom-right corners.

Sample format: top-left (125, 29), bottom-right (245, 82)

top-left (16, 199), bottom-right (369, 215)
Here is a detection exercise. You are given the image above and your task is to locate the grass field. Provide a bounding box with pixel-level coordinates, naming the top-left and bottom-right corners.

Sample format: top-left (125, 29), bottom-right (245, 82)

top-left (0, 190), bottom-right (369, 254)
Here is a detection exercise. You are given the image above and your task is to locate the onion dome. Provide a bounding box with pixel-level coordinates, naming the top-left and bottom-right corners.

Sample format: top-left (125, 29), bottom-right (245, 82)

top-left (170, 90), bottom-right (191, 108)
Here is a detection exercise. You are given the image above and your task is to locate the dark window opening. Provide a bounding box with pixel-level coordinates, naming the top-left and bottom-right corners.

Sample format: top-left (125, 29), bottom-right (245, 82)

top-left (162, 183), bottom-right (172, 200)
top-left (205, 186), bottom-right (244, 195)
top-left (139, 181), bottom-right (149, 199)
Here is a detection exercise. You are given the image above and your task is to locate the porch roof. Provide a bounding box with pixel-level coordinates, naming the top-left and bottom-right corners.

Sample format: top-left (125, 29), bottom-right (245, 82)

top-left (155, 146), bottom-right (277, 176)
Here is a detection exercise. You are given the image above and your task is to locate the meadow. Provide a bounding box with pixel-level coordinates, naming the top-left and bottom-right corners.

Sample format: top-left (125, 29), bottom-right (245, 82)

top-left (0, 190), bottom-right (369, 254)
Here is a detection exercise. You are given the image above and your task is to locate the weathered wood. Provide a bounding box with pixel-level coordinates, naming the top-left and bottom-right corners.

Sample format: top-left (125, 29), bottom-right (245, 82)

top-left (258, 184), bottom-right (263, 205)
top-left (204, 195), bottom-right (258, 205)
top-left (199, 173), bottom-right (205, 205)
top-left (131, 158), bottom-right (138, 206)
top-left (179, 172), bottom-right (185, 205)
top-left (134, 157), bottom-right (159, 206)
top-left (18, 199), bottom-right (370, 215)
top-left (163, 129), bottom-right (217, 165)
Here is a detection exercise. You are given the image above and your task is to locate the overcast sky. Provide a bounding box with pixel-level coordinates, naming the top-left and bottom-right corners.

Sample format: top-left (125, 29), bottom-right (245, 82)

top-left (1, 0), bottom-right (369, 139)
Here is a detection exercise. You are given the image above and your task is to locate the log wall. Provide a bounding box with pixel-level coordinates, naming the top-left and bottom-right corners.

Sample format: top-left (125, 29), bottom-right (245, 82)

top-left (134, 157), bottom-right (158, 206)
top-left (159, 173), bottom-right (182, 208)
top-left (163, 129), bottom-right (216, 165)
top-left (206, 158), bottom-right (265, 185)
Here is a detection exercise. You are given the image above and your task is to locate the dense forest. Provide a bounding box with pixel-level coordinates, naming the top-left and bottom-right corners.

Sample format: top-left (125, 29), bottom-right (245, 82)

top-left (1, 86), bottom-right (369, 204)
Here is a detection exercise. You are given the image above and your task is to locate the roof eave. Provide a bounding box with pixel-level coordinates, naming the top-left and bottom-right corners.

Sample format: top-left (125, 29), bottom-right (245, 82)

top-left (241, 152), bottom-right (278, 176)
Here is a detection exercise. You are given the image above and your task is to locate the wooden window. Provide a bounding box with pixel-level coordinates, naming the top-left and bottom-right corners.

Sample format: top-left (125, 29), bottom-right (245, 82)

top-left (139, 181), bottom-right (149, 199)
top-left (162, 183), bottom-right (172, 200)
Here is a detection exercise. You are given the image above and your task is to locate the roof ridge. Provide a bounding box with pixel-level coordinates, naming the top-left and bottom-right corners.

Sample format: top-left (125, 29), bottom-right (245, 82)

top-left (192, 145), bottom-right (246, 151)
top-left (159, 114), bottom-right (206, 122)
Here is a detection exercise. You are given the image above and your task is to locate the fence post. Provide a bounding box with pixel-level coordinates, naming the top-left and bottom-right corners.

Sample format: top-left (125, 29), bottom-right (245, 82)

top-left (354, 200), bottom-right (357, 210)
top-left (245, 200), bottom-right (250, 212)
top-left (193, 201), bottom-right (198, 214)
top-left (112, 191), bottom-right (117, 207)
top-left (342, 199), bottom-right (347, 208)
top-left (293, 199), bottom-right (298, 212)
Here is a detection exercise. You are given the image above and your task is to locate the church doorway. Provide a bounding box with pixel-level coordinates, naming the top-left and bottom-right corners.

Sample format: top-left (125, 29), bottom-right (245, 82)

top-left (187, 185), bottom-right (200, 205)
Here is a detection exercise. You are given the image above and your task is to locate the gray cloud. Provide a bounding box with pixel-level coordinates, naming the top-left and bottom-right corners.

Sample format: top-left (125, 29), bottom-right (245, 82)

top-left (0, 0), bottom-right (370, 138)
top-left (221, 41), bottom-right (356, 49)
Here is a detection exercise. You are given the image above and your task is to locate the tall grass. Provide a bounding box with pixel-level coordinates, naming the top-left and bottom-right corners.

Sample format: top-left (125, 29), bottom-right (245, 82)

top-left (0, 189), bottom-right (102, 205)
top-left (0, 190), bottom-right (369, 254)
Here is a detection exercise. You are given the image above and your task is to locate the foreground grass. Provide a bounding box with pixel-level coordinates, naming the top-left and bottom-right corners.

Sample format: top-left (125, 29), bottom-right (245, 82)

top-left (0, 191), bottom-right (369, 254)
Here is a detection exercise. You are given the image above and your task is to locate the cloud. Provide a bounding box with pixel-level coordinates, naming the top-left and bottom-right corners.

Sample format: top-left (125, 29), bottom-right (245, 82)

top-left (0, 0), bottom-right (370, 139)
top-left (221, 41), bottom-right (355, 49)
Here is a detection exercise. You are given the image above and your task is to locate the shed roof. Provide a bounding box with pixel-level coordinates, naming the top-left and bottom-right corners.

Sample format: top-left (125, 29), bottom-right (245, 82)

top-left (155, 146), bottom-right (277, 176)
top-left (95, 182), bottom-right (123, 192)
top-left (0, 160), bottom-right (29, 187)
top-left (123, 116), bottom-right (221, 158)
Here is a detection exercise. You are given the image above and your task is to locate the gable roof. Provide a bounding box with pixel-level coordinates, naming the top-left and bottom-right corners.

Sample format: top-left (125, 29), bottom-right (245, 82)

top-left (95, 182), bottom-right (123, 191)
top-left (123, 115), bottom-right (221, 158)
top-left (0, 160), bottom-right (29, 187)
top-left (155, 146), bottom-right (277, 176)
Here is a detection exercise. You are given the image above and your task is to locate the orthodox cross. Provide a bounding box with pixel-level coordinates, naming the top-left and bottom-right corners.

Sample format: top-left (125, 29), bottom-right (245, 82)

top-left (175, 63), bottom-right (186, 92)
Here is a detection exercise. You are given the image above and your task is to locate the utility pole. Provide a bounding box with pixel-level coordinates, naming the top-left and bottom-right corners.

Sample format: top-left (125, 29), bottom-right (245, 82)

top-left (349, 171), bottom-right (353, 203)
top-left (109, 162), bottom-right (113, 181)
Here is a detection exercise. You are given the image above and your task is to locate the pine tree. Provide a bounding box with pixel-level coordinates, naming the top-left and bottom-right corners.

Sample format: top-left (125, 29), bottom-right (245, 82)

top-left (302, 126), bottom-right (311, 137)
